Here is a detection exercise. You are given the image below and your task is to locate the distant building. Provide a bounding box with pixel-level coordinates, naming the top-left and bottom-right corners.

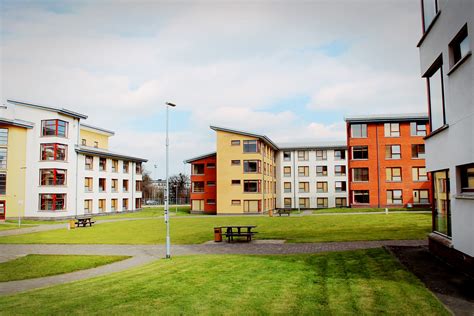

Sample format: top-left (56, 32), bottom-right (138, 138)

top-left (185, 153), bottom-right (217, 214)
top-left (345, 114), bottom-right (432, 208)
top-left (417, 0), bottom-right (473, 267)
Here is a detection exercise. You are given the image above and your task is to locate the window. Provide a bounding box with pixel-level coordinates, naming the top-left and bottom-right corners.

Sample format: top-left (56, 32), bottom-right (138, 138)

top-left (231, 160), bottom-right (241, 166)
top-left (123, 179), bottom-right (129, 192)
top-left (284, 182), bottom-right (291, 193)
top-left (298, 151), bottom-right (309, 161)
top-left (384, 123), bottom-right (400, 137)
top-left (433, 170), bottom-right (451, 236)
top-left (207, 199), bottom-right (216, 205)
top-left (299, 198), bottom-right (310, 208)
top-left (40, 194), bottom-right (66, 211)
top-left (298, 182), bottom-right (309, 193)
top-left (231, 140), bottom-right (240, 146)
top-left (334, 150), bottom-right (345, 160)
top-left (98, 199), bottom-right (106, 212)
top-left (112, 160), bottom-right (118, 172)
top-left (244, 180), bottom-right (260, 193)
top-left (192, 164), bottom-right (205, 175)
top-left (207, 163), bottom-right (215, 168)
top-left (352, 146), bottom-right (368, 160)
top-left (0, 173), bottom-right (6, 195)
top-left (232, 200), bottom-right (241, 205)
top-left (386, 167), bottom-right (402, 182)
top-left (207, 181), bottom-right (216, 186)
top-left (336, 197), bottom-right (347, 208)
top-left (40, 169), bottom-right (66, 185)
top-left (353, 190), bottom-right (369, 204)
top-left (136, 198), bottom-right (142, 209)
top-left (243, 200), bottom-right (260, 213)
top-left (283, 166), bottom-right (291, 177)
top-left (41, 143), bottom-right (67, 161)
top-left (316, 166), bottom-right (327, 177)
top-left (244, 160), bottom-right (260, 173)
top-left (460, 163), bottom-right (474, 193)
top-left (385, 145), bottom-right (401, 159)
top-left (449, 24), bottom-right (470, 67)
top-left (192, 182), bottom-right (204, 193)
top-left (82, 139), bottom-right (87, 146)
top-left (283, 151), bottom-right (291, 161)
top-left (122, 198), bottom-right (129, 211)
top-left (99, 158), bottom-right (107, 171)
top-left (387, 190), bottom-right (403, 205)
top-left (123, 162), bottom-right (129, 173)
top-left (412, 144), bottom-right (426, 159)
top-left (84, 177), bottom-right (93, 192)
top-left (0, 129), bottom-right (8, 145)
top-left (111, 199), bottom-right (118, 211)
top-left (410, 122), bottom-right (427, 136)
top-left (99, 178), bottom-right (106, 192)
top-left (316, 181), bottom-right (328, 193)
top-left (316, 150), bottom-right (327, 161)
top-left (0, 148), bottom-right (7, 169)
top-left (335, 181), bottom-right (346, 192)
top-left (335, 165), bottom-right (346, 176)
top-left (351, 124), bottom-right (367, 138)
top-left (421, 0), bottom-right (438, 32)
top-left (243, 140), bottom-right (258, 153)
top-left (413, 167), bottom-right (428, 181)
top-left (413, 190), bottom-right (430, 204)
top-left (317, 198), bottom-right (328, 208)
top-left (85, 156), bottom-right (93, 170)
top-left (353, 168), bottom-right (369, 182)
top-left (136, 180), bottom-right (142, 192)
top-left (41, 119), bottom-right (68, 137)
top-left (84, 199), bottom-right (92, 213)
top-left (284, 198), bottom-right (292, 208)
top-left (426, 61), bottom-right (446, 132)
top-left (298, 166), bottom-right (309, 177)
top-left (135, 163), bottom-right (142, 174)
top-left (231, 179), bottom-right (241, 185)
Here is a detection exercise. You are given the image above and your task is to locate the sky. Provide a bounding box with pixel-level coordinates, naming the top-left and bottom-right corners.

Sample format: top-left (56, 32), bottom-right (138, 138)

top-left (0, 0), bottom-right (426, 179)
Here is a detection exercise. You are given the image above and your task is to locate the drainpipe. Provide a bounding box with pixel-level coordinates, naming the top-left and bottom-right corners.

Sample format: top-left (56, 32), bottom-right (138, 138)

top-left (261, 143), bottom-right (265, 213)
top-left (376, 124), bottom-right (381, 208)
top-left (75, 118), bottom-right (80, 218)
top-left (293, 150), bottom-right (297, 210)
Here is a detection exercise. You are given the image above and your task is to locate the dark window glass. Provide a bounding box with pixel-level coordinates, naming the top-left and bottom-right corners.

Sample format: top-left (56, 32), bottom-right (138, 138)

top-left (243, 180), bottom-right (259, 193)
top-left (422, 0), bottom-right (438, 32)
top-left (352, 146), bottom-right (368, 160)
top-left (353, 168), bottom-right (369, 182)
top-left (428, 66), bottom-right (445, 131)
top-left (40, 194), bottom-right (66, 211)
top-left (460, 164), bottom-right (474, 193)
top-left (412, 144), bottom-right (426, 159)
top-left (334, 150), bottom-right (345, 160)
top-left (283, 151), bottom-right (291, 161)
top-left (354, 190), bottom-right (369, 204)
top-left (433, 170), bottom-right (451, 236)
top-left (244, 160), bottom-right (259, 173)
top-left (41, 120), bottom-right (68, 137)
top-left (243, 140), bottom-right (258, 153)
top-left (0, 173), bottom-right (6, 194)
top-left (0, 129), bottom-right (8, 145)
top-left (450, 25), bottom-right (469, 66)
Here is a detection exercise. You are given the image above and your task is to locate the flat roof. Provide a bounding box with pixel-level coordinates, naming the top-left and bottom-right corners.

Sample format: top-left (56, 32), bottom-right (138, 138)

top-left (0, 117), bottom-right (34, 129)
top-left (278, 140), bottom-right (347, 150)
top-left (210, 125), bottom-right (279, 150)
top-left (7, 99), bottom-right (88, 120)
top-left (184, 152), bottom-right (217, 163)
top-left (344, 113), bottom-right (429, 123)
top-left (76, 145), bottom-right (148, 162)
top-left (81, 123), bottom-right (115, 136)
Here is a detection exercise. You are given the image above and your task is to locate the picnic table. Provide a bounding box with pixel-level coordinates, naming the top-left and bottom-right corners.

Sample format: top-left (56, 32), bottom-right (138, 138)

top-left (218, 225), bottom-right (257, 243)
top-left (275, 208), bottom-right (292, 216)
top-left (75, 216), bottom-right (95, 227)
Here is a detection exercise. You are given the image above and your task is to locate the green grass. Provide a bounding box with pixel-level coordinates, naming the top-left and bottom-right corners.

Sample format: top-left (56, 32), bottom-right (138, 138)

top-left (0, 249), bottom-right (448, 315)
top-left (5, 219), bottom-right (67, 225)
top-left (0, 254), bottom-right (130, 282)
top-left (0, 224), bottom-right (28, 231)
top-left (312, 207), bottom-right (431, 214)
top-left (0, 213), bottom-right (431, 245)
top-left (96, 205), bottom-right (193, 219)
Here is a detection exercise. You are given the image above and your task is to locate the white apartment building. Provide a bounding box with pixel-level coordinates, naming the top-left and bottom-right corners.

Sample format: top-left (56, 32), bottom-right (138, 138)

top-left (1, 100), bottom-right (147, 219)
top-left (276, 142), bottom-right (348, 209)
top-left (418, 0), bottom-right (473, 266)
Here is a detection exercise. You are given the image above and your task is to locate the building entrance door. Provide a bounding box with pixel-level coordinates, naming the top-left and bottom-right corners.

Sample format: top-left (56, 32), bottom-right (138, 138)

top-left (0, 201), bottom-right (5, 220)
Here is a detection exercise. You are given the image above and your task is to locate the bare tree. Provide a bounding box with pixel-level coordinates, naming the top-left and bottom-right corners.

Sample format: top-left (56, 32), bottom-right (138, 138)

top-left (169, 173), bottom-right (190, 203)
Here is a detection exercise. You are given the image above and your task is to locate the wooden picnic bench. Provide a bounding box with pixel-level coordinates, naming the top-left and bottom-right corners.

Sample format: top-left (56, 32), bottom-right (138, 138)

top-left (75, 216), bottom-right (95, 227)
top-left (275, 208), bottom-right (292, 216)
top-left (219, 225), bottom-right (257, 242)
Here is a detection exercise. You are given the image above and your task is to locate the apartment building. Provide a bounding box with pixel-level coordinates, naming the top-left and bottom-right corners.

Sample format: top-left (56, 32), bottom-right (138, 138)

top-left (276, 142), bottom-right (348, 209)
top-left (0, 100), bottom-right (147, 219)
top-left (185, 152), bottom-right (217, 214)
top-left (418, 0), bottom-right (473, 267)
top-left (346, 114), bottom-right (432, 208)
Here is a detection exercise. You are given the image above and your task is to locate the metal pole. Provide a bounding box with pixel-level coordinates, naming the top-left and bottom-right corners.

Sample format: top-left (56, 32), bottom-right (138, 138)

top-left (165, 105), bottom-right (171, 259)
top-left (176, 185), bottom-right (178, 214)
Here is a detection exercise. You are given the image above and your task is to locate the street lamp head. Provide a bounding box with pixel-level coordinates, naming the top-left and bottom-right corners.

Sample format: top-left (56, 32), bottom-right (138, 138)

top-left (165, 102), bottom-right (177, 107)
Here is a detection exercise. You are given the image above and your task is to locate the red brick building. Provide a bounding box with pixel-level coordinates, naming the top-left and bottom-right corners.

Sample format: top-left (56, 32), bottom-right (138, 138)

top-left (346, 114), bottom-right (432, 208)
top-left (185, 152), bottom-right (217, 214)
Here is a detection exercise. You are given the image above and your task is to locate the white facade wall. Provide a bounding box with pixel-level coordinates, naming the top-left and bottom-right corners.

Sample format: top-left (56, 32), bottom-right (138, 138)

top-left (276, 148), bottom-right (348, 209)
top-left (419, 0), bottom-right (473, 256)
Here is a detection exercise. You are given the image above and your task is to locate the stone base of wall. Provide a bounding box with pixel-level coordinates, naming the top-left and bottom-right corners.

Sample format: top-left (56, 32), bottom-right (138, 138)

top-left (429, 233), bottom-right (474, 278)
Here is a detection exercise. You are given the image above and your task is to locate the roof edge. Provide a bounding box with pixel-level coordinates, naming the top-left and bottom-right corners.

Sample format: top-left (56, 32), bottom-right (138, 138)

top-left (75, 146), bottom-right (147, 162)
top-left (80, 123), bottom-right (115, 136)
top-left (184, 152), bottom-right (217, 163)
top-left (210, 125), bottom-right (279, 149)
top-left (344, 113), bottom-right (429, 123)
top-left (8, 99), bottom-right (88, 120)
top-left (0, 118), bottom-right (35, 129)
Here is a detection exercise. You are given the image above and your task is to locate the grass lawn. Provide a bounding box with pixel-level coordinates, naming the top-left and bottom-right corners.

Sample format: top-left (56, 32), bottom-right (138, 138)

top-left (0, 249), bottom-right (448, 315)
top-left (312, 207), bottom-right (431, 214)
top-left (0, 254), bottom-right (130, 282)
top-left (0, 224), bottom-right (37, 231)
top-left (5, 219), bottom-right (67, 225)
top-left (96, 205), bottom-right (193, 219)
top-left (0, 213), bottom-right (431, 245)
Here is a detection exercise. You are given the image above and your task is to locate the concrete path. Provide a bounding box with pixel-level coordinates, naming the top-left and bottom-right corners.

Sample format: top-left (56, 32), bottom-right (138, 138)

top-left (0, 239), bottom-right (427, 295)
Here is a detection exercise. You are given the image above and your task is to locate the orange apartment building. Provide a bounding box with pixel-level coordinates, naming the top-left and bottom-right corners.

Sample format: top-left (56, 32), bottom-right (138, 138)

top-left (184, 152), bottom-right (217, 214)
top-left (346, 114), bottom-right (432, 208)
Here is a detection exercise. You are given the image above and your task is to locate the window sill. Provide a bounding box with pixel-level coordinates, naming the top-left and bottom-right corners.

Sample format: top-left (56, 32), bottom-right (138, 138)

top-left (40, 160), bottom-right (68, 163)
top-left (351, 159), bottom-right (368, 161)
top-left (447, 51), bottom-right (472, 76)
top-left (424, 124), bottom-right (449, 140)
top-left (454, 193), bottom-right (474, 200)
top-left (417, 10), bottom-right (441, 47)
top-left (412, 157), bottom-right (426, 160)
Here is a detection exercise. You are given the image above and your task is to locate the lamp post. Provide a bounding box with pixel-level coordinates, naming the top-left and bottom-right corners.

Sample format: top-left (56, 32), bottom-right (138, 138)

top-left (165, 102), bottom-right (176, 259)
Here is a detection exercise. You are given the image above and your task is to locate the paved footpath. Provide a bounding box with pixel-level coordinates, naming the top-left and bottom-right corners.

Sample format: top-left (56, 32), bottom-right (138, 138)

top-left (0, 239), bottom-right (426, 295)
